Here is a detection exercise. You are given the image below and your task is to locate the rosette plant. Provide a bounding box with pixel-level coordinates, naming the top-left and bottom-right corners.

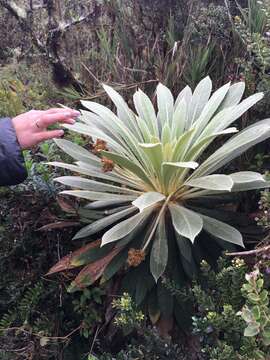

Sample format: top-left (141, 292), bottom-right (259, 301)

top-left (48, 76), bottom-right (270, 317)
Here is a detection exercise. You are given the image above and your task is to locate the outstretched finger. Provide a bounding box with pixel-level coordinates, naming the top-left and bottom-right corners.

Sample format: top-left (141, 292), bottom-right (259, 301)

top-left (35, 130), bottom-right (64, 143)
top-left (39, 112), bottom-right (78, 127)
top-left (45, 108), bottom-right (79, 115)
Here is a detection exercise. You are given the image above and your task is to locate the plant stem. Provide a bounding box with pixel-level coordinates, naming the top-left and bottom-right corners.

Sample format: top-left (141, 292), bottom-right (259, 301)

top-left (142, 194), bottom-right (173, 251)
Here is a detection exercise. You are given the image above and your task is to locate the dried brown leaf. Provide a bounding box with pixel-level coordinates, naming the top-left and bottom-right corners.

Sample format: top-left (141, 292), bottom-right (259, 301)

top-left (57, 196), bottom-right (77, 214)
top-left (73, 247), bottom-right (121, 288)
top-left (38, 221), bottom-right (80, 231)
top-left (46, 240), bottom-right (101, 275)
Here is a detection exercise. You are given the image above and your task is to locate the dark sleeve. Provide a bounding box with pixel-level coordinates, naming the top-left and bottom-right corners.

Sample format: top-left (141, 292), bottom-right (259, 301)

top-left (0, 118), bottom-right (28, 186)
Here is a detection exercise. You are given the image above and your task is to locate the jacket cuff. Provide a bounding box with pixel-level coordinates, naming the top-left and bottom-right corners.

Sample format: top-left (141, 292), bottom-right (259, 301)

top-left (0, 118), bottom-right (28, 186)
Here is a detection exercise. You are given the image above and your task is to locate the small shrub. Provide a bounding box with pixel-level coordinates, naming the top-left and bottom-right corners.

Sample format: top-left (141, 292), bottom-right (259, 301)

top-left (112, 293), bottom-right (144, 334)
top-left (186, 258), bottom-right (270, 359)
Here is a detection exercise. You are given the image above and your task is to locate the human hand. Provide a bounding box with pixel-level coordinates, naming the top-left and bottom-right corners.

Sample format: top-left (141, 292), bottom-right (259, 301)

top-left (12, 108), bottom-right (80, 150)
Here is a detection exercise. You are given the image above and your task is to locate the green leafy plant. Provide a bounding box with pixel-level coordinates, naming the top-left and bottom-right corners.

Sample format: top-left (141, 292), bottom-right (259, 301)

top-left (90, 326), bottom-right (187, 360)
top-left (233, 0), bottom-right (270, 99)
top-left (72, 287), bottom-right (104, 338)
top-left (239, 269), bottom-right (270, 348)
top-left (186, 258), bottom-right (270, 359)
top-left (0, 282), bottom-right (46, 336)
top-left (0, 77), bottom-right (50, 117)
top-left (0, 80), bottom-right (25, 117)
top-left (183, 45), bottom-right (215, 88)
top-left (236, 0), bottom-right (268, 36)
top-left (112, 292), bottom-right (144, 334)
top-left (48, 76), bottom-right (270, 310)
top-left (256, 187), bottom-right (270, 229)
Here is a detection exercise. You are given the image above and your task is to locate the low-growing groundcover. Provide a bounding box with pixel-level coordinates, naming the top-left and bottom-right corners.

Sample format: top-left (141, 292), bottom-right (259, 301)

top-left (84, 257), bottom-right (270, 360)
top-left (48, 76), bottom-right (270, 325)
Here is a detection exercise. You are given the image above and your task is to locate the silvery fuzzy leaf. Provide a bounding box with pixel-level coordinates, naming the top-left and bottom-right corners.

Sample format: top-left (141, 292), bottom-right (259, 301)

top-left (218, 82), bottom-right (245, 110)
top-left (150, 212), bottom-right (168, 282)
top-left (185, 174), bottom-right (233, 191)
top-left (54, 176), bottom-right (140, 195)
top-left (73, 206), bottom-right (137, 240)
top-left (101, 208), bottom-right (152, 246)
top-left (54, 139), bottom-right (100, 166)
top-left (60, 190), bottom-right (137, 202)
top-left (132, 192), bottom-right (165, 212)
top-left (201, 214), bottom-right (244, 247)
top-left (133, 89), bottom-right (159, 136)
top-left (169, 203), bottom-right (203, 243)
top-left (103, 84), bottom-right (142, 140)
top-left (157, 83), bottom-right (174, 126)
top-left (188, 76), bottom-right (212, 125)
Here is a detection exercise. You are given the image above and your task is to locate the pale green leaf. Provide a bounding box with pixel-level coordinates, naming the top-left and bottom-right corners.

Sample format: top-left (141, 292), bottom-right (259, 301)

top-left (172, 128), bottom-right (196, 162)
top-left (188, 76), bottom-right (212, 125)
top-left (214, 127), bottom-right (239, 135)
top-left (150, 212), bottom-right (168, 282)
top-left (48, 161), bottom-right (139, 188)
top-left (54, 139), bottom-right (100, 167)
top-left (85, 200), bottom-right (131, 209)
top-left (103, 84), bottom-right (142, 140)
top-left (185, 127), bottom-right (239, 162)
top-left (232, 181), bottom-right (270, 192)
top-left (200, 92), bottom-right (264, 139)
top-left (79, 110), bottom-right (103, 128)
top-left (193, 121), bottom-right (270, 177)
top-left (133, 89), bottom-right (159, 136)
top-left (162, 161), bottom-right (198, 170)
top-left (62, 122), bottom-right (128, 156)
top-left (101, 209), bottom-right (152, 246)
top-left (80, 101), bottom-right (150, 165)
top-left (139, 143), bottom-right (163, 176)
top-left (60, 190), bottom-right (136, 202)
top-left (185, 175), bottom-right (233, 191)
top-left (218, 82), bottom-right (245, 110)
top-left (240, 306), bottom-right (254, 322)
top-left (172, 98), bottom-right (187, 137)
top-left (75, 161), bottom-right (141, 189)
top-left (229, 171), bottom-right (265, 183)
top-left (136, 115), bottom-right (152, 142)
top-left (169, 203), bottom-right (203, 243)
top-left (175, 85), bottom-right (192, 109)
top-left (132, 192), bottom-right (165, 212)
top-left (73, 206), bottom-right (137, 240)
top-left (244, 324), bottom-right (260, 337)
top-left (192, 82), bottom-right (231, 139)
top-left (229, 171), bottom-right (270, 192)
top-left (54, 176), bottom-right (140, 195)
top-left (101, 151), bottom-right (155, 188)
top-left (157, 83), bottom-right (174, 126)
top-left (162, 161), bottom-right (199, 188)
top-left (201, 214), bottom-right (244, 247)
top-left (161, 123), bottom-right (171, 144)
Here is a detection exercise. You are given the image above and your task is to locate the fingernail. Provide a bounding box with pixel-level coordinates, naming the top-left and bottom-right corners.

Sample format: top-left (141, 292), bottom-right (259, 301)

top-left (70, 119), bottom-right (76, 124)
top-left (72, 110), bottom-right (81, 116)
top-left (59, 130), bottom-right (65, 137)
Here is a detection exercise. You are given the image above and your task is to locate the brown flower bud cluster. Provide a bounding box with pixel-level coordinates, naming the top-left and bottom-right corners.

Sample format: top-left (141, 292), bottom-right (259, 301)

top-left (101, 157), bottom-right (114, 172)
top-left (92, 139), bottom-right (108, 154)
top-left (127, 248), bottom-right (146, 267)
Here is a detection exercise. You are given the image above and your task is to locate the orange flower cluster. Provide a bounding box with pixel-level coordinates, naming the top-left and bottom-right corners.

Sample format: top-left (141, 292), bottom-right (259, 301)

top-left (92, 139), bottom-right (108, 154)
top-left (101, 157), bottom-right (114, 172)
top-left (127, 248), bottom-right (146, 267)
